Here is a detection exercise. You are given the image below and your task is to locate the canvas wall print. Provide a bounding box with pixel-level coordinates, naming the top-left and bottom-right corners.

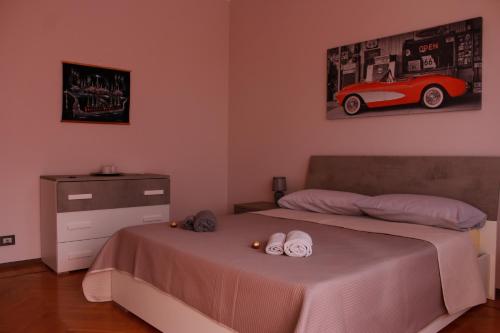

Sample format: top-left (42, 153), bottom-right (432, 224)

top-left (327, 17), bottom-right (482, 120)
top-left (62, 63), bottom-right (130, 123)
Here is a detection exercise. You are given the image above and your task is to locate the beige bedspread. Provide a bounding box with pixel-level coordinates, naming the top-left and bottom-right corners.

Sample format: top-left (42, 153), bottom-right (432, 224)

top-left (255, 209), bottom-right (486, 315)
top-left (83, 210), bottom-right (485, 333)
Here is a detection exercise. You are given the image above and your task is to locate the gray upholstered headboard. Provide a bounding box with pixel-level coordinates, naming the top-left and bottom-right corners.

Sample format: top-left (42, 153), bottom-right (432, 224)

top-left (306, 156), bottom-right (500, 220)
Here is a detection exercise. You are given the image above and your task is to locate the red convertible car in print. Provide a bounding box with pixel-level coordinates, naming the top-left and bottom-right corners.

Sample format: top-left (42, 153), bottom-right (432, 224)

top-left (335, 73), bottom-right (469, 115)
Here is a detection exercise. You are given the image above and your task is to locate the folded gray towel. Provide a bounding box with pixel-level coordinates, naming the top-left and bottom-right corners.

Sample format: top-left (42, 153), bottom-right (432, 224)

top-left (193, 210), bottom-right (217, 232)
top-left (182, 215), bottom-right (195, 230)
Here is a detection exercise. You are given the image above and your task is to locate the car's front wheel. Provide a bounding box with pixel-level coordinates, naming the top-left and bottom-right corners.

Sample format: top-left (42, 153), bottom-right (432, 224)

top-left (343, 95), bottom-right (363, 115)
top-left (422, 86), bottom-right (445, 109)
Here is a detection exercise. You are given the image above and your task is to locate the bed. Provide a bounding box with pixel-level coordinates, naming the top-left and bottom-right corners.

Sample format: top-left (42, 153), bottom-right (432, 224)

top-left (83, 156), bottom-right (500, 333)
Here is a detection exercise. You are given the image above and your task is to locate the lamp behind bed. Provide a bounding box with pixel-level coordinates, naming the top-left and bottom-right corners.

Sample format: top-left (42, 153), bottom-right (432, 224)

top-left (272, 176), bottom-right (287, 205)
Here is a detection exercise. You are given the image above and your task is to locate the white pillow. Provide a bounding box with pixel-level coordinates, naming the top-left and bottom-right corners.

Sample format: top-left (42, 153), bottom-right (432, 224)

top-left (278, 189), bottom-right (369, 216)
top-left (355, 194), bottom-right (487, 231)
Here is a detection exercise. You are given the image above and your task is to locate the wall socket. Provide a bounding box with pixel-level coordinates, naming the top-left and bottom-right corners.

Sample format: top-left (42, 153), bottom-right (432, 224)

top-left (0, 235), bottom-right (15, 246)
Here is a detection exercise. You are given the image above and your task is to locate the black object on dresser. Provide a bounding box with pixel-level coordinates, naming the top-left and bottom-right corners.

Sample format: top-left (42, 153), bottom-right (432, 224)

top-left (234, 201), bottom-right (277, 214)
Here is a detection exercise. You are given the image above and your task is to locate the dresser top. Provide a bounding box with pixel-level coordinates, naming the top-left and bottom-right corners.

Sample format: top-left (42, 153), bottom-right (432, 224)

top-left (40, 173), bottom-right (169, 182)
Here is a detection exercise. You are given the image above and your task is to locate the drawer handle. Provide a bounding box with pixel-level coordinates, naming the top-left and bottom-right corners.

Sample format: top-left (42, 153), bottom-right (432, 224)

top-left (68, 193), bottom-right (93, 200)
top-left (143, 215), bottom-right (167, 223)
top-left (144, 190), bottom-right (164, 196)
top-left (67, 251), bottom-right (93, 260)
top-left (67, 221), bottom-right (92, 231)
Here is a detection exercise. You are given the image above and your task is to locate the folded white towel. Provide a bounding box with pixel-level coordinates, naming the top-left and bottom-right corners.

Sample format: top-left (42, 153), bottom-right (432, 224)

top-left (284, 230), bottom-right (313, 257)
top-left (265, 232), bottom-right (286, 255)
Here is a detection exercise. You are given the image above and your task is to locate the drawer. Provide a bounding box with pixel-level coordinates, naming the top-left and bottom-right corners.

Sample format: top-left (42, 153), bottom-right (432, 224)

top-left (57, 178), bottom-right (169, 212)
top-left (57, 237), bottom-right (109, 273)
top-left (57, 205), bottom-right (170, 243)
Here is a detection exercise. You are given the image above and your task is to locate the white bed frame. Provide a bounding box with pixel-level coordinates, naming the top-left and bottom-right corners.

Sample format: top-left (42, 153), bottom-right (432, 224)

top-left (109, 221), bottom-right (497, 333)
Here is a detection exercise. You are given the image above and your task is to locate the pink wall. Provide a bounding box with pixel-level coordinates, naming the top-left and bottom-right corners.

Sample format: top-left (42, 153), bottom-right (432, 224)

top-left (228, 0), bottom-right (500, 205)
top-left (2, 0), bottom-right (499, 264)
top-left (0, 0), bottom-right (229, 263)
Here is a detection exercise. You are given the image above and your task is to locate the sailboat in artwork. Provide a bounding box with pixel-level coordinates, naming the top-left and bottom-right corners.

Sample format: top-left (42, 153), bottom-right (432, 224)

top-left (63, 66), bottom-right (129, 120)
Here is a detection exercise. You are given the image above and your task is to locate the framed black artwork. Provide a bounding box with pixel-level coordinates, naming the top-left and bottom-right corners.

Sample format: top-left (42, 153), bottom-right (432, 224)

top-left (62, 62), bottom-right (130, 124)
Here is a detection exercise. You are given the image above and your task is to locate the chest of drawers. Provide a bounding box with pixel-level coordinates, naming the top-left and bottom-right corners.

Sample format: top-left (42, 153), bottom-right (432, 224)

top-left (40, 174), bottom-right (170, 273)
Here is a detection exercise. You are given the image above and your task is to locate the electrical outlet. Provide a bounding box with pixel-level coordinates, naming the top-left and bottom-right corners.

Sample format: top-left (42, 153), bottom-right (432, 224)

top-left (0, 235), bottom-right (15, 246)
